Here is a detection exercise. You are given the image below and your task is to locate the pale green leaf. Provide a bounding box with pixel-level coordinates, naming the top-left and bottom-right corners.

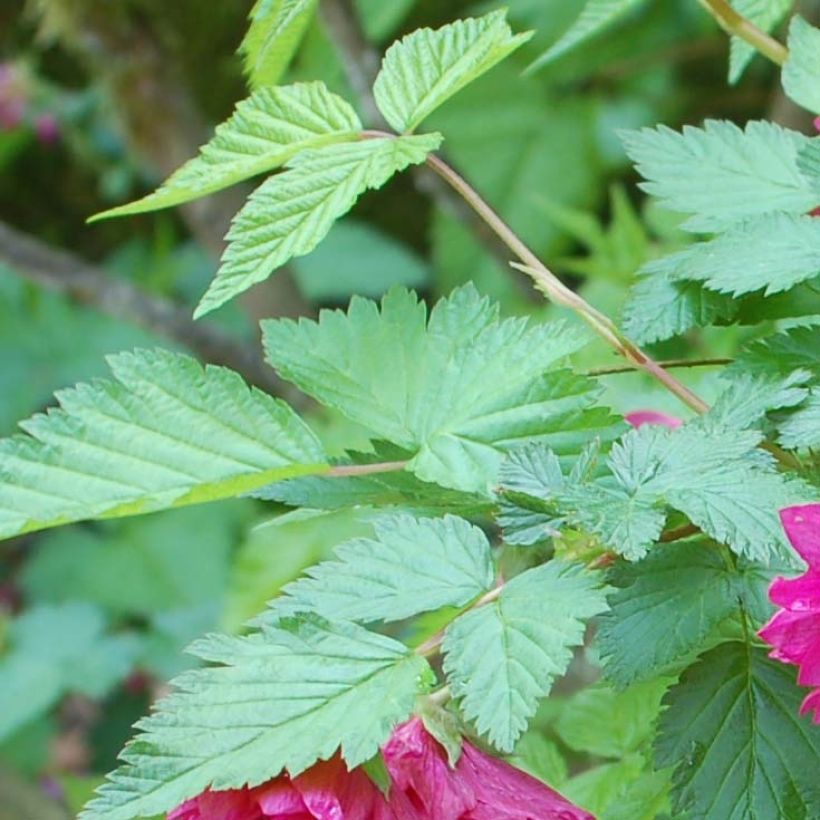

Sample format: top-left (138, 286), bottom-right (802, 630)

top-left (81, 615), bottom-right (433, 820)
top-left (0, 349), bottom-right (326, 540)
top-left (798, 137), bottom-right (820, 195)
top-left (729, 325), bottom-right (820, 378)
top-left (783, 15), bottom-right (820, 114)
top-left (91, 83), bottom-right (360, 220)
top-left (622, 120), bottom-right (816, 231)
top-left (196, 134), bottom-right (441, 316)
top-left (241, 0), bottom-right (318, 88)
top-left (644, 213), bottom-right (820, 297)
top-left (373, 11), bottom-right (531, 133)
top-left (263, 513), bottom-right (494, 623)
top-left (780, 388), bottom-right (820, 448)
top-left (728, 0), bottom-right (792, 83)
top-left (527, 0), bottom-right (648, 71)
top-left (442, 561), bottom-right (609, 752)
top-left (263, 285), bottom-right (612, 494)
top-left (657, 643), bottom-right (820, 818)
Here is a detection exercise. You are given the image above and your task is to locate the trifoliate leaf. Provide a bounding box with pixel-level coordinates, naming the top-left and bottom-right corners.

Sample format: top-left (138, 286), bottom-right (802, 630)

top-left (657, 643), bottom-right (820, 818)
top-left (0, 349), bottom-right (326, 540)
top-left (729, 325), bottom-right (820, 378)
top-left (621, 272), bottom-right (737, 344)
top-left (0, 604), bottom-right (138, 741)
top-left (780, 388), bottom-right (820, 448)
top-left (196, 134), bottom-right (440, 316)
top-left (91, 83), bottom-right (360, 220)
top-left (262, 514), bottom-right (494, 624)
top-left (241, 0), bottom-right (318, 88)
top-left (597, 543), bottom-right (778, 687)
top-left (264, 285), bottom-right (612, 494)
top-left (442, 561), bottom-right (609, 752)
top-left (728, 0), bottom-right (792, 83)
top-left (783, 16), bottom-right (820, 114)
top-left (644, 213), bottom-right (820, 297)
top-left (527, 0), bottom-right (648, 71)
top-left (622, 120), bottom-right (816, 231)
top-left (373, 11), bottom-right (532, 133)
top-left (80, 615), bottom-right (433, 820)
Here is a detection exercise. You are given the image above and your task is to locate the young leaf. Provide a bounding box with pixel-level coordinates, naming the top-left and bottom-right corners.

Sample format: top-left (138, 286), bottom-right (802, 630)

top-left (0, 349), bottom-right (326, 540)
top-left (783, 16), bottom-right (820, 114)
top-left (196, 134), bottom-right (441, 316)
top-left (372, 11), bottom-right (532, 133)
top-left (80, 615), bottom-right (434, 820)
top-left (91, 83), bottom-right (360, 220)
top-left (527, 0), bottom-right (648, 71)
top-left (780, 389), bottom-right (820, 449)
top-left (657, 643), bottom-right (820, 818)
top-left (260, 513), bottom-right (494, 624)
top-left (263, 285), bottom-right (612, 494)
top-left (241, 0), bottom-right (318, 89)
top-left (643, 213), bottom-right (820, 297)
top-left (442, 561), bottom-right (609, 752)
top-left (622, 120), bottom-right (816, 231)
top-left (728, 0), bottom-right (792, 83)
top-left (597, 542), bottom-right (778, 687)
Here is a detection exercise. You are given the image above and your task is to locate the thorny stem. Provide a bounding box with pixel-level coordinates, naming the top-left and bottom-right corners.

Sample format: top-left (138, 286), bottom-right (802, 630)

top-left (698, 0), bottom-right (790, 66)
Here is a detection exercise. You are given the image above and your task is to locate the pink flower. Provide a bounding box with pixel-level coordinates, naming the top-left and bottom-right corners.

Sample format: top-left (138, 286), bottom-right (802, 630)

top-left (34, 113), bottom-right (60, 145)
top-left (167, 719), bottom-right (592, 819)
top-left (624, 410), bottom-right (682, 429)
top-left (758, 504), bottom-right (820, 723)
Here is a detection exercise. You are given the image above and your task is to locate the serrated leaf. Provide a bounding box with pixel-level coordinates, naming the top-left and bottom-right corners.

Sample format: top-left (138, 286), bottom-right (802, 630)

top-left (783, 15), bottom-right (820, 114)
top-left (262, 513), bottom-right (494, 624)
top-left (597, 543), bottom-right (778, 687)
top-left (798, 138), bottom-right (820, 195)
top-left (373, 11), bottom-right (531, 133)
top-left (728, 0), bottom-right (792, 83)
top-left (196, 134), bottom-right (441, 316)
top-left (780, 388), bottom-right (820, 448)
top-left (622, 120), bottom-right (816, 232)
top-left (729, 325), bottom-right (820, 378)
top-left (657, 643), bottom-right (820, 818)
top-left (264, 285), bottom-right (611, 494)
top-left (240, 0), bottom-right (318, 88)
top-left (91, 83), bottom-right (360, 220)
top-left (0, 349), bottom-right (326, 540)
top-left (645, 213), bottom-right (820, 297)
top-left (621, 272), bottom-right (737, 345)
top-left (527, 0), bottom-right (648, 71)
top-left (442, 561), bottom-right (609, 752)
top-left (81, 615), bottom-right (433, 820)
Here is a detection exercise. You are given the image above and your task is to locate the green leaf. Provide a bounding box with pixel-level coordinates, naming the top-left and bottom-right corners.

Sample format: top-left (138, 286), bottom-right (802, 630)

top-left (644, 213), bottom-right (820, 297)
top-left (508, 732), bottom-right (568, 787)
top-left (373, 11), bottom-right (532, 133)
top-left (240, 0), bottom-right (319, 89)
top-left (657, 643), bottom-right (820, 818)
top-left (527, 0), bottom-right (648, 71)
top-left (442, 561), bottom-right (609, 752)
top-left (729, 325), bottom-right (820, 378)
top-left (780, 388), bottom-right (820, 449)
top-left (262, 513), bottom-right (494, 624)
top-left (354, 0), bottom-right (417, 42)
top-left (0, 349), bottom-right (326, 540)
top-left (622, 120), bottom-right (816, 232)
top-left (783, 16), bottom-right (820, 114)
top-left (597, 542), bottom-right (778, 687)
top-left (621, 273), bottom-right (737, 345)
top-left (798, 137), bottom-right (820, 195)
top-left (81, 615), bottom-right (433, 820)
top-left (728, 0), bottom-right (792, 83)
top-left (0, 604), bottom-right (138, 741)
top-left (263, 285), bottom-right (611, 494)
top-left (91, 83), bottom-right (360, 220)
top-left (196, 134), bottom-right (441, 316)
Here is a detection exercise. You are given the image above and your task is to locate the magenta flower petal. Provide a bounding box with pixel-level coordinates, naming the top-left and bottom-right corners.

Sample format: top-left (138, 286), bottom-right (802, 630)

top-left (759, 503), bottom-right (820, 724)
top-left (255, 778), bottom-right (312, 817)
top-left (624, 410), bottom-right (682, 429)
top-left (168, 788), bottom-right (264, 819)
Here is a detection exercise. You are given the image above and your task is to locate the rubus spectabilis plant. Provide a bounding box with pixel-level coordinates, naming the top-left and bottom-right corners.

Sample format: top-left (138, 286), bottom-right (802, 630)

top-left (0, 1), bottom-right (819, 818)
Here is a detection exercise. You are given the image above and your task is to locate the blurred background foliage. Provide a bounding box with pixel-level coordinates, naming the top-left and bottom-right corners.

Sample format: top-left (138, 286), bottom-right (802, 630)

top-left (0, 0), bottom-right (816, 817)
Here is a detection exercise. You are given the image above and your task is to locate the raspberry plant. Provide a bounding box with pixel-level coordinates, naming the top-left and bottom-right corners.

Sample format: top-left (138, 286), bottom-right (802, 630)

top-left (1, 2), bottom-right (819, 818)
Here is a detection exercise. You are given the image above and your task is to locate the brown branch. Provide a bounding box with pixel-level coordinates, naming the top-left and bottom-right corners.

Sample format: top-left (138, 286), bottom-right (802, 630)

top-left (0, 221), bottom-right (305, 404)
top-left (585, 357), bottom-right (733, 377)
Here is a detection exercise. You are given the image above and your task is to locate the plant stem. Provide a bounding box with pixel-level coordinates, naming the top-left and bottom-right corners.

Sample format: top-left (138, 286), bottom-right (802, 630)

top-left (698, 0), bottom-right (789, 65)
top-left (585, 357), bottom-right (733, 377)
top-left (326, 461), bottom-right (408, 478)
top-left (423, 153), bottom-right (711, 415)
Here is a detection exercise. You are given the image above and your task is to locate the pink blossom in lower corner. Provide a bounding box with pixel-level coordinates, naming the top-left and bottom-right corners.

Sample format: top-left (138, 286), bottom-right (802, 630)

top-left (758, 504), bottom-right (820, 724)
top-left (624, 410), bottom-right (682, 430)
top-left (167, 718), bottom-right (593, 819)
